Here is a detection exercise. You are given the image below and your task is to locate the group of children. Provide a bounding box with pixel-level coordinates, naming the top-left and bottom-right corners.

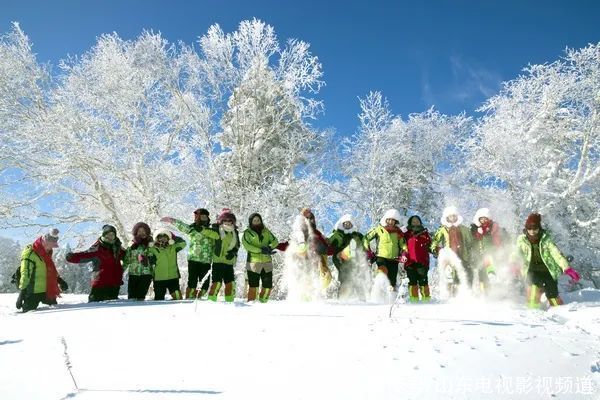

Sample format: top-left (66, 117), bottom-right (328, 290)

top-left (15, 205), bottom-right (581, 312)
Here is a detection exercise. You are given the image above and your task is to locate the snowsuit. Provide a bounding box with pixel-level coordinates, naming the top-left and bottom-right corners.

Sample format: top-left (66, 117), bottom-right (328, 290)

top-left (242, 213), bottom-right (279, 302)
top-left (470, 218), bottom-right (504, 293)
top-left (514, 230), bottom-right (569, 308)
top-left (148, 236), bottom-right (186, 300)
top-left (328, 215), bottom-right (364, 286)
top-left (403, 216), bottom-right (432, 302)
top-left (363, 222), bottom-right (408, 289)
top-left (66, 237), bottom-right (125, 302)
top-left (17, 240), bottom-right (62, 311)
top-left (430, 213), bottom-right (473, 288)
top-left (171, 219), bottom-right (215, 299)
top-left (200, 216), bottom-right (239, 302)
top-left (123, 241), bottom-right (154, 300)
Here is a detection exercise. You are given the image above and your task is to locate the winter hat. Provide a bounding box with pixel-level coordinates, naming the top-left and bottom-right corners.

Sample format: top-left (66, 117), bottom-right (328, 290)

top-left (154, 228), bottom-right (175, 245)
top-left (473, 208), bottom-right (492, 226)
top-left (380, 209), bottom-right (402, 227)
top-left (441, 206), bottom-right (463, 227)
top-left (525, 213), bottom-right (541, 229)
top-left (334, 214), bottom-right (355, 234)
top-left (43, 228), bottom-right (60, 248)
top-left (194, 208), bottom-right (210, 217)
top-left (102, 225), bottom-right (117, 237)
top-left (217, 208), bottom-right (236, 225)
top-left (132, 222), bottom-right (152, 237)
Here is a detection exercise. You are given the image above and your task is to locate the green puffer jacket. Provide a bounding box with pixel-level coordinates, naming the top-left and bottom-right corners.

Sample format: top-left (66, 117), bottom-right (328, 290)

top-left (207, 226), bottom-right (239, 266)
top-left (173, 219), bottom-right (215, 263)
top-left (515, 231), bottom-right (569, 280)
top-left (329, 230), bottom-right (364, 255)
top-left (19, 245), bottom-right (48, 294)
top-left (123, 244), bottom-right (154, 276)
top-left (363, 225), bottom-right (407, 260)
top-left (430, 225), bottom-right (473, 262)
top-left (149, 237), bottom-right (187, 281)
top-left (242, 227), bottom-right (279, 264)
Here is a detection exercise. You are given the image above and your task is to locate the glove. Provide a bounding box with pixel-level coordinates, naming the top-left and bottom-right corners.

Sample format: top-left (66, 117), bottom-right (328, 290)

top-left (226, 249), bottom-right (238, 260)
top-left (57, 276), bottom-right (69, 292)
top-left (261, 246), bottom-right (272, 255)
top-left (564, 267), bottom-right (580, 283)
top-left (276, 241), bottom-right (289, 252)
top-left (366, 250), bottom-right (376, 264)
top-left (16, 290), bottom-right (25, 310)
top-left (160, 217), bottom-right (175, 224)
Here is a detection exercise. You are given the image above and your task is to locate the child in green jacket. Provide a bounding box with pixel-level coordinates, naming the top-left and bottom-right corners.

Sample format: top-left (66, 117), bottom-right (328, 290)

top-left (242, 213), bottom-right (279, 302)
top-left (149, 229), bottom-right (186, 300)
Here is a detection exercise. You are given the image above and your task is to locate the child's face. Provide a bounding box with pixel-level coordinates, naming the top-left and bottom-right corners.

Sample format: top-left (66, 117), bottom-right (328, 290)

top-left (410, 218), bottom-right (421, 227)
top-left (385, 218), bottom-right (397, 227)
top-left (342, 221), bottom-right (353, 230)
top-left (446, 215), bottom-right (458, 224)
top-left (156, 235), bottom-right (169, 246)
top-left (479, 217), bottom-right (489, 225)
top-left (136, 228), bottom-right (148, 239)
top-left (251, 216), bottom-right (262, 227)
top-left (103, 232), bottom-right (116, 243)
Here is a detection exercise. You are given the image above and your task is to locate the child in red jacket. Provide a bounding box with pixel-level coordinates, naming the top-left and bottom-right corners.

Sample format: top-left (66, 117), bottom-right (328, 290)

top-left (66, 225), bottom-right (125, 302)
top-left (403, 215), bottom-right (432, 302)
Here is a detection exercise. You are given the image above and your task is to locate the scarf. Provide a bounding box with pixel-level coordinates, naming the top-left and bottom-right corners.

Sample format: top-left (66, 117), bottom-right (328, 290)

top-left (32, 237), bottom-right (60, 301)
top-left (384, 225), bottom-right (402, 235)
top-left (448, 226), bottom-right (462, 255)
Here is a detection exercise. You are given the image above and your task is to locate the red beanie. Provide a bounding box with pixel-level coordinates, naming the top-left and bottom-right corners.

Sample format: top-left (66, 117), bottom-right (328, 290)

top-left (525, 213), bottom-right (541, 229)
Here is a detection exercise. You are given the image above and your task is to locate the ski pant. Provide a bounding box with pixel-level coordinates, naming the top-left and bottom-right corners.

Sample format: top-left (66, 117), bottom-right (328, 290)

top-left (154, 278), bottom-right (181, 300)
top-left (211, 263), bottom-right (235, 285)
top-left (376, 257), bottom-right (399, 288)
top-left (187, 260), bottom-right (211, 291)
top-left (527, 270), bottom-right (558, 299)
top-left (247, 270), bottom-right (273, 289)
top-left (406, 264), bottom-right (429, 286)
top-left (127, 274), bottom-right (153, 300)
top-left (18, 292), bottom-right (52, 312)
top-left (89, 286), bottom-right (120, 302)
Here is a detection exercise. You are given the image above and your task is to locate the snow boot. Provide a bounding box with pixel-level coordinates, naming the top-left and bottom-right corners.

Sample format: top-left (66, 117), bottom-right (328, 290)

top-left (198, 289), bottom-right (207, 300)
top-left (527, 285), bottom-right (543, 309)
top-left (247, 287), bottom-right (258, 302)
top-left (420, 285), bottom-right (431, 302)
top-left (548, 297), bottom-right (563, 307)
top-left (185, 287), bottom-right (197, 299)
top-left (259, 288), bottom-right (271, 303)
top-left (172, 289), bottom-right (182, 300)
top-left (224, 282), bottom-right (235, 302)
top-left (208, 282), bottom-right (221, 302)
top-left (408, 285), bottom-right (419, 303)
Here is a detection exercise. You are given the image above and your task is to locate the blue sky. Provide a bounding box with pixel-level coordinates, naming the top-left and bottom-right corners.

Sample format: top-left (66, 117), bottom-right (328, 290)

top-left (2, 0), bottom-right (599, 136)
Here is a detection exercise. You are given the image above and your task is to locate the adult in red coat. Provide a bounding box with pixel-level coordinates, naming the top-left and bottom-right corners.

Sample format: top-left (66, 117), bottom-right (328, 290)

top-left (66, 225), bottom-right (125, 302)
top-left (402, 215), bottom-right (432, 302)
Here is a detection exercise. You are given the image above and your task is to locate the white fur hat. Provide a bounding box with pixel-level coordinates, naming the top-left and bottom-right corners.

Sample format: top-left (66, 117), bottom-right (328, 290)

top-left (154, 229), bottom-right (175, 245)
top-left (473, 208), bottom-right (492, 226)
top-left (335, 214), bottom-right (356, 233)
top-left (380, 209), bottom-right (402, 227)
top-left (441, 206), bottom-right (463, 227)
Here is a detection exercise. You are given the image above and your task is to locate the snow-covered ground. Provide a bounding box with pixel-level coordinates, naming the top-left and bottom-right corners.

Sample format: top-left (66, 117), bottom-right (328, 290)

top-left (1, 291), bottom-right (599, 400)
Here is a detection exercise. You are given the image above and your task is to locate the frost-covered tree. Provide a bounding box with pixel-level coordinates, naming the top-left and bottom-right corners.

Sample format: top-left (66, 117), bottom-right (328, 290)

top-left (334, 91), bottom-right (471, 230)
top-left (0, 19), bottom-right (327, 247)
top-left (0, 236), bottom-right (21, 293)
top-left (467, 43), bottom-right (600, 271)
